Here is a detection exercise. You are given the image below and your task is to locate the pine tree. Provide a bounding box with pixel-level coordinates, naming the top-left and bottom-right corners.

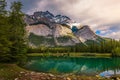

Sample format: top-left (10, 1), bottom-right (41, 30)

top-left (0, 0), bottom-right (13, 62)
top-left (8, 1), bottom-right (27, 63)
top-left (0, 0), bottom-right (6, 14)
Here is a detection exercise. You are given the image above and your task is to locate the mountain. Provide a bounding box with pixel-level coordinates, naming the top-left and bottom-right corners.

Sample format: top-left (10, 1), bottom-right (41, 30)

top-left (25, 11), bottom-right (101, 47)
top-left (24, 11), bottom-right (72, 25)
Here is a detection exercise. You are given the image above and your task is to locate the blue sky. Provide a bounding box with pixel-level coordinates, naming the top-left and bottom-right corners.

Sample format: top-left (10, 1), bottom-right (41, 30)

top-left (6, 0), bottom-right (120, 40)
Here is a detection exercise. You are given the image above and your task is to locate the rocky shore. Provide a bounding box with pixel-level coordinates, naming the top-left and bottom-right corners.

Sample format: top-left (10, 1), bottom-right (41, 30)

top-left (14, 71), bottom-right (98, 80)
top-left (14, 71), bottom-right (120, 80)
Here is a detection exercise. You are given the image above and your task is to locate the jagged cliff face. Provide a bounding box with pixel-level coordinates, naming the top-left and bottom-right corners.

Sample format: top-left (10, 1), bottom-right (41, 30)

top-left (53, 24), bottom-right (72, 37)
top-left (27, 24), bottom-right (76, 47)
top-left (74, 25), bottom-right (98, 43)
top-left (26, 24), bottom-right (52, 36)
top-left (25, 11), bottom-right (100, 47)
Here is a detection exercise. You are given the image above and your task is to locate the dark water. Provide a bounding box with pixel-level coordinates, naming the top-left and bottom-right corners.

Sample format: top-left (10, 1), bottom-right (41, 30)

top-left (24, 57), bottom-right (120, 75)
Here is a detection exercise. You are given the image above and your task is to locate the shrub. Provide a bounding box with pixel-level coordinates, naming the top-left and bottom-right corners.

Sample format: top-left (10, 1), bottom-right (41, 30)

top-left (112, 47), bottom-right (120, 56)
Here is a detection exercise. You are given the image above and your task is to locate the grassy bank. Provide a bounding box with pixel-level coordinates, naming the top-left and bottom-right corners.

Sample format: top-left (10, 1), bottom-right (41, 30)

top-left (27, 53), bottom-right (111, 58)
top-left (0, 63), bottom-right (27, 80)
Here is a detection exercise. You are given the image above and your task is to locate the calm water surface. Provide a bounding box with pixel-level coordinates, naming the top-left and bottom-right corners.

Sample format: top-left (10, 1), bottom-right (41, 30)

top-left (24, 56), bottom-right (120, 75)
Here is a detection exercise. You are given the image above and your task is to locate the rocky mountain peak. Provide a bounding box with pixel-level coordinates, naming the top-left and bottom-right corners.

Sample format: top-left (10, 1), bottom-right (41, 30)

top-left (25, 11), bottom-right (100, 47)
top-left (33, 11), bottom-right (54, 19)
top-left (24, 11), bottom-right (72, 25)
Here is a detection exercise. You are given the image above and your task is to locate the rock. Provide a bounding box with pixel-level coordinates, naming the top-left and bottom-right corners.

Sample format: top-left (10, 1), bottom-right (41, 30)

top-left (72, 77), bottom-right (77, 80)
top-left (46, 77), bottom-right (50, 80)
top-left (20, 71), bottom-right (25, 74)
top-left (74, 25), bottom-right (97, 43)
top-left (14, 78), bottom-right (18, 80)
top-left (26, 24), bottom-right (52, 36)
top-left (110, 76), bottom-right (120, 80)
top-left (51, 77), bottom-right (56, 80)
top-left (66, 77), bottom-right (71, 80)
top-left (30, 72), bottom-right (35, 74)
top-left (40, 77), bottom-right (47, 80)
top-left (117, 77), bottom-right (120, 80)
top-left (49, 74), bottom-right (54, 77)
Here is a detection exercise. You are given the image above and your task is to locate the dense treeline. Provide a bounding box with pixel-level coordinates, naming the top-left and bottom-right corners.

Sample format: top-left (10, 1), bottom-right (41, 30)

top-left (28, 39), bottom-right (120, 56)
top-left (0, 0), bottom-right (27, 63)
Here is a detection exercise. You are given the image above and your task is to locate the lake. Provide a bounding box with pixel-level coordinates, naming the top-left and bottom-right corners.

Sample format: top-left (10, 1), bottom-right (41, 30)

top-left (24, 56), bottom-right (120, 76)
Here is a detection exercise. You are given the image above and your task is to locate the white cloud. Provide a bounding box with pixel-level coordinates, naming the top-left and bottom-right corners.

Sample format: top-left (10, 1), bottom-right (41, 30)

top-left (29, 0), bottom-right (120, 24)
top-left (104, 31), bottom-right (120, 40)
top-left (7, 0), bottom-right (120, 39)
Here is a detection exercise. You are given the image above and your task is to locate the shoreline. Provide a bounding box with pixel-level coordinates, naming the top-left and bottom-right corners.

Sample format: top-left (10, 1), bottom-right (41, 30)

top-left (0, 63), bottom-right (120, 80)
top-left (27, 53), bottom-right (111, 58)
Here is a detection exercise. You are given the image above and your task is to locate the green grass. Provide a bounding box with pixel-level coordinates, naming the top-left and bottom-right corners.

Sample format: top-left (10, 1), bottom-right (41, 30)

top-left (27, 53), bottom-right (111, 58)
top-left (0, 63), bottom-right (27, 80)
top-left (69, 53), bottom-right (111, 58)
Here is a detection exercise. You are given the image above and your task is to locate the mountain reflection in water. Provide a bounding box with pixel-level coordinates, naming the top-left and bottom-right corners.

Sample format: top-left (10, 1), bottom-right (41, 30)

top-left (24, 57), bottom-right (120, 75)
